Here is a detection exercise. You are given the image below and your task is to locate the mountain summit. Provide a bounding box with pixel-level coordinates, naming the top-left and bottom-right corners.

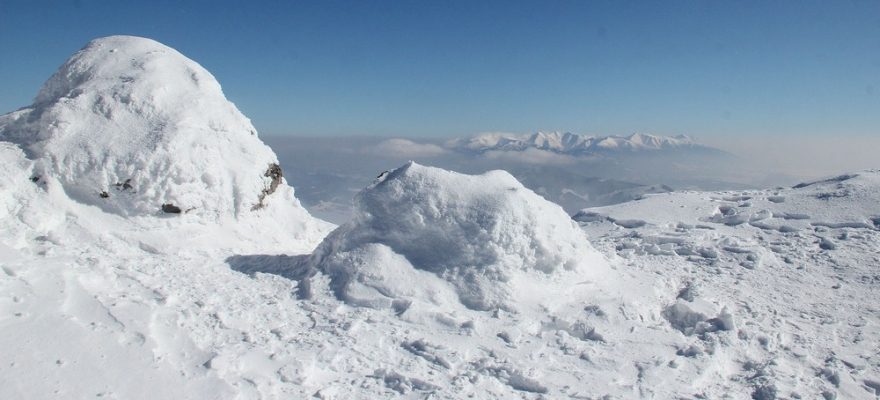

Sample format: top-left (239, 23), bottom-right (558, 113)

top-left (447, 131), bottom-right (713, 155)
top-left (0, 35), bottom-right (291, 218)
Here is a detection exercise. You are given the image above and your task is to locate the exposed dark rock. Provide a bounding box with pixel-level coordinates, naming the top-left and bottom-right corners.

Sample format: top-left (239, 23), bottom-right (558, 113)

top-left (264, 163), bottom-right (282, 193)
top-left (252, 163), bottom-right (283, 210)
top-left (99, 191), bottom-right (110, 198)
top-left (30, 176), bottom-right (40, 183)
top-left (113, 178), bottom-right (133, 191)
top-left (161, 203), bottom-right (182, 214)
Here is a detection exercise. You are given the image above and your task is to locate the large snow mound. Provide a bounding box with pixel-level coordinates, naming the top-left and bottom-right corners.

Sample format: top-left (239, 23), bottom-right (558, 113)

top-left (0, 35), bottom-right (287, 218)
top-left (305, 162), bottom-right (606, 310)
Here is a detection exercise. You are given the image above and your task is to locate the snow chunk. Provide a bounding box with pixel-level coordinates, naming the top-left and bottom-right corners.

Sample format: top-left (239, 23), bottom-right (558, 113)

top-left (663, 299), bottom-right (735, 336)
top-left (305, 162), bottom-right (605, 310)
top-left (0, 36), bottom-right (292, 219)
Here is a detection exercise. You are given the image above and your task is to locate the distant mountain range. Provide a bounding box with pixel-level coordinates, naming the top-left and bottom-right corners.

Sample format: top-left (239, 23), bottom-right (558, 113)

top-left (268, 132), bottom-right (744, 223)
top-left (446, 131), bottom-right (723, 155)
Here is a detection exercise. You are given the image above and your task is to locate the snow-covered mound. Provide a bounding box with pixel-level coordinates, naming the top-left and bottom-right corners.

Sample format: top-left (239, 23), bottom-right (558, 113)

top-left (447, 131), bottom-right (717, 155)
top-left (304, 162), bottom-right (606, 310)
top-left (0, 35), bottom-right (288, 218)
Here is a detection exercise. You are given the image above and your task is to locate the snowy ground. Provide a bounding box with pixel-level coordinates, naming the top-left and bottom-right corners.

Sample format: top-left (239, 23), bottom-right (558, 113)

top-left (576, 172), bottom-right (880, 399)
top-left (2, 163), bottom-right (878, 399)
top-left (1, 36), bottom-right (878, 400)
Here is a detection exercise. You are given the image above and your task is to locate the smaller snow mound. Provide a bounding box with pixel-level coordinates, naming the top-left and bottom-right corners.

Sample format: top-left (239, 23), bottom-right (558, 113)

top-left (305, 162), bottom-right (605, 311)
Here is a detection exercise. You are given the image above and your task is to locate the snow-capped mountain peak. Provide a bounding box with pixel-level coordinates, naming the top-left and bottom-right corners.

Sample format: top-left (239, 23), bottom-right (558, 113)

top-left (447, 131), bottom-right (705, 155)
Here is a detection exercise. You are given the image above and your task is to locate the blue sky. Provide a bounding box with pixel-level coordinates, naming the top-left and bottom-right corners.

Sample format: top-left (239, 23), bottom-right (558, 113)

top-left (1, 0), bottom-right (878, 137)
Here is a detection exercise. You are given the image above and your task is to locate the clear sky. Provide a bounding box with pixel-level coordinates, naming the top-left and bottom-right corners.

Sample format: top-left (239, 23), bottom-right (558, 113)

top-left (1, 0), bottom-right (878, 137)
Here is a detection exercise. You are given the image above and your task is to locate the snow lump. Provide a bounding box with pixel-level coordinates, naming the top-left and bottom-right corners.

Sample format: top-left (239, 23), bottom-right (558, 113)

top-left (304, 162), bottom-right (607, 311)
top-left (0, 35), bottom-right (290, 219)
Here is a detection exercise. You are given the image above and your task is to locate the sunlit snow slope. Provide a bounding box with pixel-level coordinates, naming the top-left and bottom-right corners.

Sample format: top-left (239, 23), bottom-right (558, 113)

top-left (0, 36), bottom-right (332, 399)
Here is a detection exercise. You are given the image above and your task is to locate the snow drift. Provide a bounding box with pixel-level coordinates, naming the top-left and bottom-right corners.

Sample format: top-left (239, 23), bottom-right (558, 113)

top-left (305, 162), bottom-right (606, 310)
top-left (0, 35), bottom-right (291, 219)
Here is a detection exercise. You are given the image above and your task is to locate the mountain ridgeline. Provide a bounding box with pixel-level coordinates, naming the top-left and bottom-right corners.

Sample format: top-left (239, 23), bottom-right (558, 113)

top-left (447, 131), bottom-right (727, 156)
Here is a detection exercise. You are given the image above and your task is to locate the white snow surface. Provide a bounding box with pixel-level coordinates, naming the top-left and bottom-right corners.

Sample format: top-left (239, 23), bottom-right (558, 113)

top-left (304, 161), bottom-right (607, 311)
top-left (3, 151), bottom-right (880, 398)
top-left (1, 36), bottom-right (879, 400)
top-left (0, 35), bottom-right (288, 218)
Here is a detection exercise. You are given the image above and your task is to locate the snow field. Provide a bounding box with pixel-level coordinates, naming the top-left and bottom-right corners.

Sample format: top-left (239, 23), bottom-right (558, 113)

top-left (577, 172), bottom-right (880, 399)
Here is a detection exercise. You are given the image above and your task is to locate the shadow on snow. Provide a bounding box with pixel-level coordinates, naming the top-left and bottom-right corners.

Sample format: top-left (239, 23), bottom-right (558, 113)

top-left (225, 254), bottom-right (314, 299)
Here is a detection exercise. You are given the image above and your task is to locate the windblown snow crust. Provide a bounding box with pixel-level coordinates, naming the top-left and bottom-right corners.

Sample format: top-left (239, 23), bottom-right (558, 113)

top-left (0, 35), bottom-right (287, 218)
top-left (305, 162), bottom-right (606, 310)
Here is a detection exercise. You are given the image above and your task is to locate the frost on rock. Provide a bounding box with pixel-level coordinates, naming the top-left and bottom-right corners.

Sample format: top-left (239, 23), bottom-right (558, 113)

top-left (0, 35), bottom-right (293, 219)
top-left (252, 163), bottom-right (283, 210)
top-left (305, 162), bottom-right (606, 311)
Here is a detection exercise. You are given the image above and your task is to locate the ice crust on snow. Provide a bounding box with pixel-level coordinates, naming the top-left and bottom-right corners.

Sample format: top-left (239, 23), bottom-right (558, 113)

top-left (305, 161), bottom-right (605, 310)
top-left (0, 35), bottom-right (287, 218)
